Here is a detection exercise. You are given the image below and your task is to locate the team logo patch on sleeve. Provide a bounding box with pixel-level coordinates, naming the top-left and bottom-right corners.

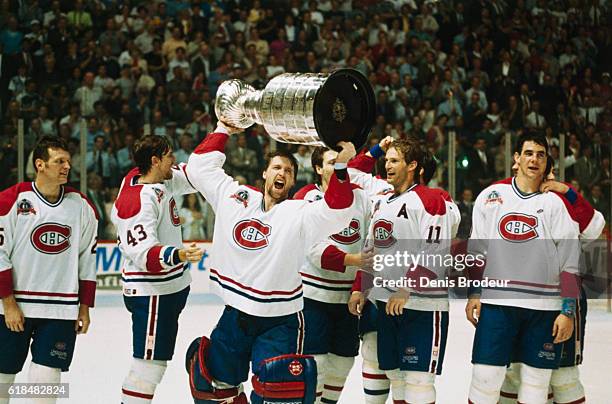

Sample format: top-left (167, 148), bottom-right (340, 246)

top-left (153, 187), bottom-right (164, 202)
top-left (233, 219), bottom-right (271, 250)
top-left (30, 223), bottom-right (72, 254)
top-left (230, 190), bottom-right (250, 207)
top-left (498, 213), bottom-right (538, 242)
top-left (330, 219), bottom-right (361, 244)
top-left (17, 199), bottom-right (36, 215)
top-left (373, 219), bottom-right (396, 248)
top-left (169, 198), bottom-right (181, 226)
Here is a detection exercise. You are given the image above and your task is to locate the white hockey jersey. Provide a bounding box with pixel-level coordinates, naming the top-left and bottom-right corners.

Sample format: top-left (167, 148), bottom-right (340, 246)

top-left (186, 131), bottom-right (355, 317)
top-left (294, 184), bottom-right (371, 304)
top-left (111, 164), bottom-right (195, 297)
top-left (0, 182), bottom-right (98, 320)
top-left (468, 177), bottom-right (581, 311)
top-left (347, 153), bottom-right (460, 311)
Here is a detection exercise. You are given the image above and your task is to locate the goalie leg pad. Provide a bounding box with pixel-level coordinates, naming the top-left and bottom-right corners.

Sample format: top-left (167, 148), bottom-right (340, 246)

top-left (251, 354), bottom-right (317, 404)
top-left (185, 336), bottom-right (245, 403)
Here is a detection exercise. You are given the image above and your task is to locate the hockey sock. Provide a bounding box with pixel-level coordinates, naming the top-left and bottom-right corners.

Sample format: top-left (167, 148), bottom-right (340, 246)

top-left (468, 364), bottom-right (506, 404)
top-left (0, 373), bottom-right (16, 404)
top-left (518, 364), bottom-right (552, 404)
top-left (28, 363), bottom-right (61, 404)
top-left (321, 354), bottom-right (354, 403)
top-left (121, 358), bottom-right (167, 404)
top-left (311, 354), bottom-right (328, 403)
top-left (385, 369), bottom-right (406, 404)
top-left (403, 371), bottom-right (435, 404)
top-left (500, 362), bottom-right (520, 403)
top-left (361, 333), bottom-right (389, 404)
top-left (550, 366), bottom-right (585, 404)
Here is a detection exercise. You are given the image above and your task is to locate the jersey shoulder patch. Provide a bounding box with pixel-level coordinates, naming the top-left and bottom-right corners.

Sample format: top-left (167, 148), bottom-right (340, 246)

top-left (64, 186), bottom-right (100, 220)
top-left (413, 185), bottom-right (447, 216)
top-left (0, 182), bottom-right (33, 216)
top-left (115, 169), bottom-right (145, 219)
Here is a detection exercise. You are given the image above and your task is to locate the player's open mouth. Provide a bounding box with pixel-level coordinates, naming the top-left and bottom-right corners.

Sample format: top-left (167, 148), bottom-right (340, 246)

top-left (274, 180), bottom-right (284, 189)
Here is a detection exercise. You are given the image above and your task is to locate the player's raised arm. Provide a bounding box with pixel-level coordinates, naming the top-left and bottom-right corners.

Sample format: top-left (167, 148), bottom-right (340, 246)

top-left (300, 141), bottom-right (356, 240)
top-left (167, 162), bottom-right (198, 197)
top-left (347, 136), bottom-right (393, 196)
top-left (186, 123), bottom-right (242, 212)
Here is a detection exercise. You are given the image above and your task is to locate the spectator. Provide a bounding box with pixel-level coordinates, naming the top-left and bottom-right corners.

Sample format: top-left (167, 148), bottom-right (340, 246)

top-left (180, 193), bottom-right (207, 241)
top-left (86, 135), bottom-right (117, 187)
top-left (227, 133), bottom-right (258, 184)
top-left (293, 145), bottom-right (314, 191)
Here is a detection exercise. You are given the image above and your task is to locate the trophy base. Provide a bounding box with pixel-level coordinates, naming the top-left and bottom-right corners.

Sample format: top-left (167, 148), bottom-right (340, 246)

top-left (313, 69), bottom-right (376, 151)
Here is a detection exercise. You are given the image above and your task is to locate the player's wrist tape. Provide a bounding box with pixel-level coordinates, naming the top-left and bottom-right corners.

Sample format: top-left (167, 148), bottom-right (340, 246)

top-left (334, 163), bottom-right (348, 180)
top-left (564, 188), bottom-right (578, 205)
top-left (369, 144), bottom-right (384, 159)
top-left (161, 246), bottom-right (181, 267)
top-left (561, 297), bottom-right (576, 318)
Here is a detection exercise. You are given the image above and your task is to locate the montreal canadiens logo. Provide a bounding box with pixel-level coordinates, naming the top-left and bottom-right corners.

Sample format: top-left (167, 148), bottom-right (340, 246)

top-left (30, 223), bottom-right (72, 254)
top-left (233, 219), bottom-right (271, 250)
top-left (169, 198), bottom-right (181, 227)
top-left (373, 219), bottom-right (396, 248)
top-left (498, 213), bottom-right (538, 242)
top-left (330, 219), bottom-right (361, 244)
top-left (288, 360), bottom-right (304, 376)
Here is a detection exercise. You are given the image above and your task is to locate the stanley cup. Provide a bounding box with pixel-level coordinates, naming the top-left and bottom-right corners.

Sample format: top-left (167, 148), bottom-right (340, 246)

top-left (214, 69), bottom-right (376, 150)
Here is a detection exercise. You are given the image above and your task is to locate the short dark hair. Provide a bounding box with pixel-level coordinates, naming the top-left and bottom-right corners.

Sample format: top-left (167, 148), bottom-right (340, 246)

top-left (390, 136), bottom-right (424, 183)
top-left (421, 151), bottom-right (437, 185)
top-left (134, 135), bottom-right (171, 174)
top-left (515, 132), bottom-right (548, 154)
top-left (546, 153), bottom-right (553, 175)
top-left (32, 136), bottom-right (69, 173)
top-left (265, 150), bottom-right (298, 180)
top-left (311, 146), bottom-right (330, 184)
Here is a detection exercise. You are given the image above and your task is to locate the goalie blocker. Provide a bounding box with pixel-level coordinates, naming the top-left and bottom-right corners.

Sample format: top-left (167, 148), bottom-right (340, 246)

top-left (186, 336), bottom-right (317, 403)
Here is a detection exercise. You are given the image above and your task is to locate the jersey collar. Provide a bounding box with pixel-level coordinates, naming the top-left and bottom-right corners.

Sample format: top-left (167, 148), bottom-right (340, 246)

top-left (32, 182), bottom-right (65, 207)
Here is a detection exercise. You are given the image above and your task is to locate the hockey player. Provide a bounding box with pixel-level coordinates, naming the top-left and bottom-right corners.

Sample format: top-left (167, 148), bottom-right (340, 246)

top-left (293, 146), bottom-right (371, 403)
top-left (0, 136), bottom-right (98, 404)
top-left (184, 123), bottom-right (357, 404)
top-left (111, 135), bottom-right (204, 404)
top-left (348, 136), bottom-right (461, 404)
top-left (466, 133), bottom-right (582, 404)
top-left (499, 158), bottom-right (605, 404)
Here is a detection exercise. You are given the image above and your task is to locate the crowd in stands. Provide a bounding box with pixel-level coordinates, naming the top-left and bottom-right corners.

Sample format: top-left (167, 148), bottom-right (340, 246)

top-left (0, 0), bottom-right (609, 240)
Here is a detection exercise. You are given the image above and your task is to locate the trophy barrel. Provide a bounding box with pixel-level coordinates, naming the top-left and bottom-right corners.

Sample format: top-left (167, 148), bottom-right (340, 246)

top-left (214, 69), bottom-right (375, 150)
top-left (259, 69), bottom-right (375, 150)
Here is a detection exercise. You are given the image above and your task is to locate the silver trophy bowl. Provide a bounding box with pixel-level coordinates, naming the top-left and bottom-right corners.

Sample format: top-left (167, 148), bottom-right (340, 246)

top-left (214, 69), bottom-right (375, 150)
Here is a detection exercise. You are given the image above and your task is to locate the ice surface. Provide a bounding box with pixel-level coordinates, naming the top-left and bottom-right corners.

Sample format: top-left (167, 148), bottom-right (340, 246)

top-left (12, 296), bottom-right (612, 403)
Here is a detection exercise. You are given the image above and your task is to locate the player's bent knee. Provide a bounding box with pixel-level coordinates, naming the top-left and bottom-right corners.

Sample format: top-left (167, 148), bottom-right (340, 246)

top-left (251, 354), bottom-right (317, 404)
top-left (325, 354), bottom-right (354, 381)
top-left (469, 364), bottom-right (506, 404)
top-left (404, 371), bottom-right (435, 403)
top-left (550, 367), bottom-right (585, 404)
top-left (361, 333), bottom-right (378, 363)
top-left (185, 336), bottom-right (245, 403)
top-left (518, 364), bottom-right (552, 403)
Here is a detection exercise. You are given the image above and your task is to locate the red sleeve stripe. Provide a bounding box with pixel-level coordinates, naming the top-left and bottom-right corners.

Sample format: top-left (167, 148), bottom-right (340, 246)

top-left (146, 245), bottom-right (164, 273)
top-left (78, 280), bottom-right (96, 306)
top-left (347, 152), bottom-right (376, 173)
top-left (0, 269), bottom-right (14, 297)
top-left (324, 172), bottom-right (354, 209)
top-left (194, 133), bottom-right (229, 154)
top-left (560, 271), bottom-right (581, 299)
top-left (320, 245), bottom-right (347, 273)
top-left (351, 270), bottom-right (362, 293)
